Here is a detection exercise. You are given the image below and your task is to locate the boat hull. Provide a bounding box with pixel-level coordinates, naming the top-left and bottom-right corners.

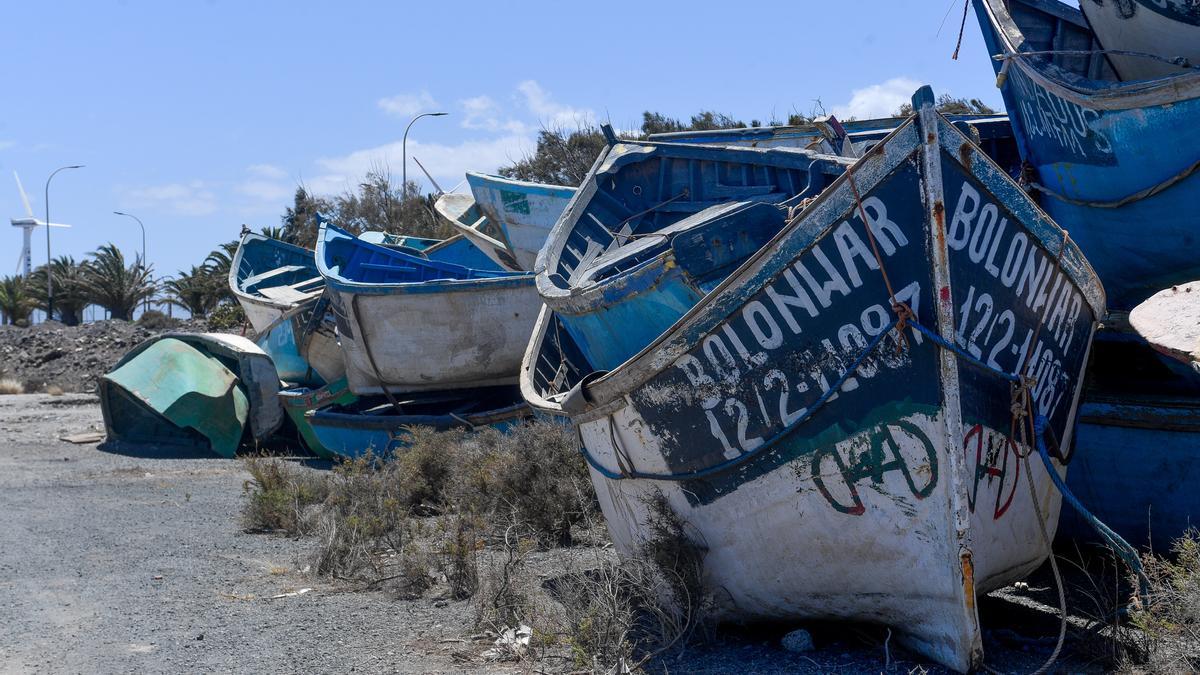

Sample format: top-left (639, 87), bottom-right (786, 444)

top-left (524, 92), bottom-right (1103, 672)
top-left (229, 233), bottom-right (325, 334)
top-left (974, 0), bottom-right (1200, 310)
top-left (1081, 0), bottom-right (1200, 81)
top-left (255, 295), bottom-right (345, 386)
top-left (466, 172), bottom-right (576, 272)
top-left (328, 278), bottom-right (541, 395)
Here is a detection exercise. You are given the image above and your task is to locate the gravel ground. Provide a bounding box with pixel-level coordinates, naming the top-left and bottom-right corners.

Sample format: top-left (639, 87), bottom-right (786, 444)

top-left (0, 394), bottom-right (1117, 674)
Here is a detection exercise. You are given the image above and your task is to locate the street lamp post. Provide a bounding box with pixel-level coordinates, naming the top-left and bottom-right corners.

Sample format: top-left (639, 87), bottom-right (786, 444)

top-left (113, 211), bottom-right (148, 313)
top-left (401, 111), bottom-right (448, 197)
top-left (45, 164), bottom-right (84, 321)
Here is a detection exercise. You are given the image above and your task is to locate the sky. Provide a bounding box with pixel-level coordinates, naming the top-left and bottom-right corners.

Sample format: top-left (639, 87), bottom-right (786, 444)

top-left (1, 0), bottom-right (1011, 281)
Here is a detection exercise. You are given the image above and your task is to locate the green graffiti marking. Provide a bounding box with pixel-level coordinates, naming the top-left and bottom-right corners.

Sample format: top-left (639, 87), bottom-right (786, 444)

top-left (501, 190), bottom-right (530, 215)
top-left (811, 420), bottom-right (938, 515)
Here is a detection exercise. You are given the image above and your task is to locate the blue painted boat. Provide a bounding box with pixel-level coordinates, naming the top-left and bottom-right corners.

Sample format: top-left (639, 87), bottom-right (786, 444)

top-left (974, 0), bottom-right (1200, 310)
top-left (358, 231), bottom-right (441, 256)
top-left (438, 173), bottom-right (576, 272)
top-left (535, 136), bottom-right (853, 371)
top-left (303, 386), bottom-right (530, 459)
top-left (229, 233), bottom-right (325, 333)
top-left (253, 294), bottom-right (345, 387)
top-left (1061, 321), bottom-right (1200, 553)
top-left (522, 87), bottom-right (1105, 671)
top-left (278, 377), bottom-right (360, 459)
top-left (650, 113), bottom-right (1018, 164)
top-left (316, 219), bottom-right (541, 396)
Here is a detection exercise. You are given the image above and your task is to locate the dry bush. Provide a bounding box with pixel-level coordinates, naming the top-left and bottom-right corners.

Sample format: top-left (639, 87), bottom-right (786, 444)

top-left (312, 453), bottom-right (415, 581)
top-left (1124, 529), bottom-right (1200, 672)
top-left (43, 384), bottom-right (64, 396)
top-left (440, 514), bottom-right (481, 600)
top-left (392, 426), bottom-right (468, 512)
top-left (0, 378), bottom-right (24, 395)
top-left (241, 456), bottom-right (330, 534)
top-left (451, 421), bottom-right (598, 547)
top-left (475, 516), bottom-right (540, 633)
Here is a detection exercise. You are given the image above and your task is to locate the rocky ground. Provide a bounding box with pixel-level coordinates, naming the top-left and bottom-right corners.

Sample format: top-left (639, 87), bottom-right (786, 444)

top-left (0, 319), bottom-right (241, 394)
top-left (0, 393), bottom-right (1124, 674)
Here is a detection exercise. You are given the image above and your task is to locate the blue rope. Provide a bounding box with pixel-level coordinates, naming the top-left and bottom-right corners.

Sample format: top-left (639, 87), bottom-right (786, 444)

top-left (1033, 415), bottom-right (1151, 600)
top-left (907, 320), bottom-right (1020, 383)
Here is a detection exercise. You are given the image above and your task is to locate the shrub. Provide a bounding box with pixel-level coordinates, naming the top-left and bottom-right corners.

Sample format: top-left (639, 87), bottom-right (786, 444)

top-left (241, 456), bottom-right (330, 535)
top-left (1126, 529), bottom-right (1200, 672)
top-left (207, 302), bottom-right (246, 330)
top-left (136, 309), bottom-right (179, 330)
top-left (0, 378), bottom-right (25, 395)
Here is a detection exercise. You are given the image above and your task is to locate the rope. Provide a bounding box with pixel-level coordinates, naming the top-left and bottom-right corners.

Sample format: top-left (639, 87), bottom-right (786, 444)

top-left (845, 165), bottom-right (914, 352)
top-left (994, 49), bottom-right (1200, 71)
top-left (607, 190), bottom-right (689, 244)
top-left (1024, 157), bottom-right (1200, 209)
top-left (951, 0), bottom-right (970, 61)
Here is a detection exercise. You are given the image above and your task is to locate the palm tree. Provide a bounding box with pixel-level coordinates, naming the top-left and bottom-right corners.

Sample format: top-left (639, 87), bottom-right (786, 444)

top-left (259, 225), bottom-right (286, 240)
top-left (202, 241), bottom-right (239, 304)
top-left (27, 256), bottom-right (88, 326)
top-left (162, 266), bottom-right (220, 318)
top-left (0, 276), bottom-right (35, 326)
top-left (81, 244), bottom-right (157, 321)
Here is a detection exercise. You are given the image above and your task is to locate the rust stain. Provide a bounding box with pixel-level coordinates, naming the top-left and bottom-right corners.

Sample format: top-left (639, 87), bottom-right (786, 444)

top-left (961, 551), bottom-right (976, 613)
top-left (958, 142), bottom-right (973, 171)
top-left (926, 132), bottom-right (936, 145)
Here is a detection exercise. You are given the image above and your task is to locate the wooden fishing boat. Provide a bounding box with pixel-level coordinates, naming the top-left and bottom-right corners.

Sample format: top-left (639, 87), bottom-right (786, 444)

top-left (253, 294), bottom-right (345, 387)
top-left (229, 233), bottom-right (324, 334)
top-left (358, 230), bottom-right (441, 256)
top-left (278, 377), bottom-right (360, 459)
top-left (434, 191), bottom-right (523, 270)
top-left (442, 173), bottom-right (576, 272)
top-left (521, 87), bottom-right (1104, 671)
top-left (650, 113), bottom-right (1017, 163)
top-left (100, 333), bottom-right (283, 458)
top-left (1061, 321), bottom-right (1200, 553)
top-left (1080, 0), bottom-right (1200, 81)
top-left (974, 0), bottom-right (1200, 309)
top-left (316, 220), bottom-right (541, 396)
top-left (534, 135), bottom-right (851, 372)
top-left (301, 386), bottom-right (530, 459)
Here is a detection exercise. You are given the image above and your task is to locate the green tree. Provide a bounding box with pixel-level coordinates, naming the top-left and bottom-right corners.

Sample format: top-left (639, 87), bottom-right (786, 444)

top-left (27, 256), bottom-right (87, 326)
top-left (162, 265), bottom-right (221, 318)
top-left (0, 276), bottom-right (35, 326)
top-left (332, 169), bottom-right (451, 240)
top-left (201, 241), bottom-right (239, 306)
top-left (81, 244), bottom-right (157, 321)
top-left (499, 126), bottom-right (610, 186)
top-left (280, 186), bottom-right (333, 248)
top-left (894, 94), bottom-right (998, 117)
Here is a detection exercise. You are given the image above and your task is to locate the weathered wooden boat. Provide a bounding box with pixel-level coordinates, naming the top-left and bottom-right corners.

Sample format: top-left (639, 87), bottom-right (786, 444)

top-left (650, 113), bottom-right (1017, 164)
top-left (317, 220), bottom-right (541, 396)
top-left (358, 230), bottom-right (441, 256)
top-left (287, 384), bottom-right (529, 459)
top-left (440, 173), bottom-right (576, 272)
top-left (278, 377), bottom-right (359, 459)
top-left (229, 233), bottom-right (324, 334)
top-left (521, 87), bottom-right (1104, 671)
top-left (434, 191), bottom-right (523, 270)
top-left (535, 134), bottom-right (852, 371)
top-left (254, 294), bottom-right (345, 387)
top-left (100, 333), bottom-right (283, 458)
top-left (1080, 0), bottom-right (1200, 81)
top-left (1061, 317), bottom-right (1200, 553)
top-left (974, 0), bottom-right (1200, 309)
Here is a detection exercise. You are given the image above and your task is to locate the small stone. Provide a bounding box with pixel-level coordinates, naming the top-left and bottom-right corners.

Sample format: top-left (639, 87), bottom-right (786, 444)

top-left (782, 628), bottom-right (814, 653)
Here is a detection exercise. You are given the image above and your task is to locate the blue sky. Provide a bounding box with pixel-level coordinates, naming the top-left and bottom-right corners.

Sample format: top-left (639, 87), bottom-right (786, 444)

top-left (2, 0), bottom-right (1008, 280)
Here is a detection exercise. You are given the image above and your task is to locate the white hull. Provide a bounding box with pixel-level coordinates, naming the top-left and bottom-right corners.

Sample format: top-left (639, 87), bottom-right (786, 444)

top-left (467, 173), bottom-right (577, 271)
top-left (1082, 0), bottom-right (1200, 81)
top-left (240, 297), bottom-right (287, 336)
top-left (330, 281), bottom-right (542, 395)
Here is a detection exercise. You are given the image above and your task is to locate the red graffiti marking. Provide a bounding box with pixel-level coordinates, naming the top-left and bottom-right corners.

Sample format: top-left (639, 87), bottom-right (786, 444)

top-left (962, 424), bottom-right (1020, 520)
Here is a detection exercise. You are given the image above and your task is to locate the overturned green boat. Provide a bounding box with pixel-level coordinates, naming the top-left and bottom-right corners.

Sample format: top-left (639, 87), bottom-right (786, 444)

top-left (99, 333), bottom-right (283, 458)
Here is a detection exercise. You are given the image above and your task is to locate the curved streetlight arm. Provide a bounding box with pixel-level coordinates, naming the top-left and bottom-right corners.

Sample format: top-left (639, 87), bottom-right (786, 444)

top-left (112, 211), bottom-right (147, 266)
top-left (44, 164), bottom-right (84, 320)
top-left (401, 112), bottom-right (448, 197)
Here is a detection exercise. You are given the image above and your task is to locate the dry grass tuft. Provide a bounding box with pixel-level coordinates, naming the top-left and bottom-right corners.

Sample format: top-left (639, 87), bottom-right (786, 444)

top-left (240, 456), bottom-right (330, 535)
top-left (0, 378), bottom-right (25, 395)
top-left (1123, 529), bottom-right (1200, 673)
top-left (43, 384), bottom-right (64, 396)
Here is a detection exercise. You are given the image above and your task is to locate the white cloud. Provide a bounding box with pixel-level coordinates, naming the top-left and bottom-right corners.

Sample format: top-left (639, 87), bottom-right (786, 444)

top-left (460, 95), bottom-right (529, 134)
top-left (377, 90), bottom-right (439, 118)
top-left (517, 80), bottom-right (595, 129)
top-left (831, 77), bottom-right (923, 120)
top-left (246, 163), bottom-right (287, 180)
top-left (310, 134), bottom-right (532, 195)
top-left (123, 181), bottom-right (218, 217)
top-left (0, 140), bottom-right (15, 151)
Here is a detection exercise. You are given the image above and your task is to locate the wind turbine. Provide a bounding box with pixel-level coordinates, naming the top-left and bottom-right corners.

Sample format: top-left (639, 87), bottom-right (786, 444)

top-left (10, 171), bottom-right (70, 277)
